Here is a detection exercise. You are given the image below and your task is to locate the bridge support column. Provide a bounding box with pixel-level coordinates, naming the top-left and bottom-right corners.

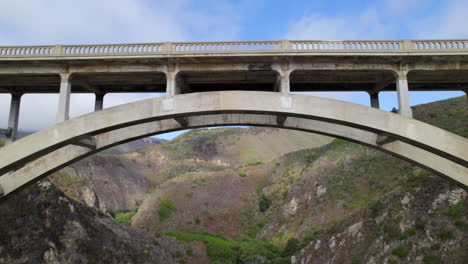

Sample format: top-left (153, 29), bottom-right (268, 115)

top-left (396, 71), bottom-right (412, 118)
top-left (94, 93), bottom-right (105, 111)
top-left (165, 67), bottom-right (180, 97)
top-left (56, 73), bottom-right (71, 123)
top-left (369, 92), bottom-right (380, 109)
top-left (279, 71), bottom-right (290, 94)
top-left (6, 93), bottom-right (22, 144)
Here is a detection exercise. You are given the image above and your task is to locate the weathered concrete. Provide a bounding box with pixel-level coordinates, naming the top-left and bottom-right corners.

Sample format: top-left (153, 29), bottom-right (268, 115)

top-left (6, 93), bottom-right (22, 143)
top-left (0, 113), bottom-right (467, 198)
top-left (369, 93), bottom-right (380, 109)
top-left (0, 92), bottom-right (467, 198)
top-left (56, 73), bottom-right (71, 123)
top-left (396, 71), bottom-right (413, 118)
top-left (94, 93), bottom-right (104, 111)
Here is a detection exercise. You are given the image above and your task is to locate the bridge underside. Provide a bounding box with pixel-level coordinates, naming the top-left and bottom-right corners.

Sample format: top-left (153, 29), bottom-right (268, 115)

top-left (0, 69), bottom-right (467, 94)
top-left (0, 92), bottom-right (467, 199)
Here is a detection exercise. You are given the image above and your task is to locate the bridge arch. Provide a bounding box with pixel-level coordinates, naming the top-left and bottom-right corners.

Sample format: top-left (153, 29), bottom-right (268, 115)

top-left (0, 91), bottom-right (467, 198)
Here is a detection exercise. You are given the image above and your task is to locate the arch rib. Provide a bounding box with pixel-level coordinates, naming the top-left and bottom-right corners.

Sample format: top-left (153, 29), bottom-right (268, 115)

top-left (0, 113), bottom-right (466, 198)
top-left (0, 92), bottom-right (467, 197)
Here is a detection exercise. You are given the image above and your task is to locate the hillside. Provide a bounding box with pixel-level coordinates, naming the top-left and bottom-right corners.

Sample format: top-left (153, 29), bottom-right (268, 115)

top-left (0, 181), bottom-right (186, 264)
top-left (51, 127), bottom-right (332, 211)
top-left (0, 95), bottom-right (466, 264)
top-left (130, 95), bottom-right (467, 263)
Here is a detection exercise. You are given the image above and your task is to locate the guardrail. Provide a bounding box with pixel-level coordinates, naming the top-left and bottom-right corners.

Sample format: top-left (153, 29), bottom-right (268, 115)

top-left (1, 39), bottom-right (467, 58)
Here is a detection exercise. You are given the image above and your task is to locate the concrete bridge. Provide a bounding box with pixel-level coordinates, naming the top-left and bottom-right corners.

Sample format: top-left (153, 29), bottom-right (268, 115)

top-left (0, 39), bottom-right (467, 198)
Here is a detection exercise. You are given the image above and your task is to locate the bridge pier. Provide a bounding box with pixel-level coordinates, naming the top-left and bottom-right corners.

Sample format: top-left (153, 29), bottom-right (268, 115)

top-left (278, 70), bottom-right (291, 94)
top-left (6, 93), bottom-right (22, 144)
top-left (369, 92), bottom-right (380, 109)
top-left (94, 93), bottom-right (105, 111)
top-left (165, 67), bottom-right (181, 96)
top-left (396, 71), bottom-right (413, 118)
top-left (56, 73), bottom-right (71, 123)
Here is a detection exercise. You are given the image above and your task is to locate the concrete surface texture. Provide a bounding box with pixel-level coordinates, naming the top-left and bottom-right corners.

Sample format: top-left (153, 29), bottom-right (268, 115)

top-left (0, 39), bottom-right (467, 198)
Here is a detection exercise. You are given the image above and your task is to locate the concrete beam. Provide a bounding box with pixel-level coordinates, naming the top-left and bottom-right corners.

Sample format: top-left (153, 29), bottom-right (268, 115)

top-left (174, 117), bottom-right (188, 127)
top-left (277, 115), bottom-right (287, 125)
top-left (72, 138), bottom-right (96, 149)
top-left (377, 134), bottom-right (396, 145)
top-left (56, 73), bottom-right (71, 123)
top-left (6, 93), bottom-right (22, 144)
top-left (372, 77), bottom-right (394, 95)
top-left (75, 80), bottom-right (102, 94)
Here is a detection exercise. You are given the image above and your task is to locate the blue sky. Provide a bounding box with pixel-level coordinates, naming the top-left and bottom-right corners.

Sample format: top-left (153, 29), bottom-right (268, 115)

top-left (0, 0), bottom-right (467, 139)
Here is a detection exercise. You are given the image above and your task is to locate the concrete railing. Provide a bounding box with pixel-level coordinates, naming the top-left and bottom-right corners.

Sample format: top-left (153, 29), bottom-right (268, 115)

top-left (290, 40), bottom-right (403, 51)
top-left (1, 39), bottom-right (467, 58)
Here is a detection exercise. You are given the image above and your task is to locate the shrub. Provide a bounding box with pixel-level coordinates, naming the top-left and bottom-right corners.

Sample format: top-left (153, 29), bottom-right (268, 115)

top-left (391, 246), bottom-right (409, 258)
top-left (114, 211), bottom-right (137, 226)
top-left (399, 228), bottom-right (416, 240)
top-left (441, 202), bottom-right (465, 218)
top-left (415, 217), bottom-right (426, 230)
top-left (158, 200), bottom-right (177, 222)
top-left (135, 199), bottom-right (142, 207)
top-left (281, 238), bottom-right (300, 257)
top-left (437, 229), bottom-right (453, 240)
top-left (259, 195), bottom-right (271, 212)
top-left (165, 231), bottom-right (284, 263)
top-left (423, 255), bottom-right (443, 264)
top-left (239, 172), bottom-right (247, 177)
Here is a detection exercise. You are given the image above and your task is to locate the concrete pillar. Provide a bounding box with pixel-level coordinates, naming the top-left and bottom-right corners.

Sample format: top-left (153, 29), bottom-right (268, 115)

top-left (166, 70), bottom-right (180, 96)
top-left (369, 92), bottom-right (380, 109)
top-left (280, 71), bottom-right (290, 94)
top-left (56, 73), bottom-right (71, 123)
top-left (396, 72), bottom-right (412, 118)
top-left (94, 93), bottom-right (104, 111)
top-left (275, 70), bottom-right (291, 94)
top-left (6, 93), bottom-right (22, 144)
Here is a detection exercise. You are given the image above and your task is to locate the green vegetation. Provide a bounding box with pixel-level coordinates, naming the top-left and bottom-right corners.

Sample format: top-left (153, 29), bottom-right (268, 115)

top-left (259, 194), bottom-right (271, 212)
top-left (239, 161), bottom-right (264, 168)
top-left (399, 228), bottom-right (416, 240)
top-left (412, 95), bottom-right (468, 138)
top-left (391, 246), bottom-right (409, 258)
top-left (166, 231), bottom-right (292, 264)
top-left (423, 255), bottom-right (444, 264)
top-left (114, 211), bottom-right (137, 226)
top-left (159, 200), bottom-right (177, 222)
top-left (441, 202), bottom-right (465, 218)
top-left (239, 172), bottom-right (247, 177)
top-left (437, 229), bottom-right (453, 240)
top-left (415, 217), bottom-right (426, 230)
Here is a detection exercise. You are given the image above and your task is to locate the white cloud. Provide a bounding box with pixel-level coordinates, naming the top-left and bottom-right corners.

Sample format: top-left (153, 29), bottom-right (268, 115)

top-left (0, 0), bottom-right (243, 131)
top-left (0, 0), bottom-right (241, 45)
top-left (412, 0), bottom-right (468, 38)
top-left (285, 8), bottom-right (393, 40)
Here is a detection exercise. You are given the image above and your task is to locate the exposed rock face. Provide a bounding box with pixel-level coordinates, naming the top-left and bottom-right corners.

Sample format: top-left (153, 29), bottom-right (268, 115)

top-left (0, 181), bottom-right (185, 264)
top-left (293, 182), bottom-right (468, 264)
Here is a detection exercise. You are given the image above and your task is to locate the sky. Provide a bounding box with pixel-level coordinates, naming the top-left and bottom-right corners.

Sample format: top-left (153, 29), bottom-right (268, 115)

top-left (0, 0), bottom-right (467, 140)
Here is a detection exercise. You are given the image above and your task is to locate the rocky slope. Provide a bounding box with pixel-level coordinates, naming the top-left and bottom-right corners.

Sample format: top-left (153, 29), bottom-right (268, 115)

top-left (0, 181), bottom-right (187, 264)
top-left (130, 96), bottom-right (467, 263)
top-left (52, 127), bottom-right (331, 212)
top-left (1, 95), bottom-right (466, 264)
